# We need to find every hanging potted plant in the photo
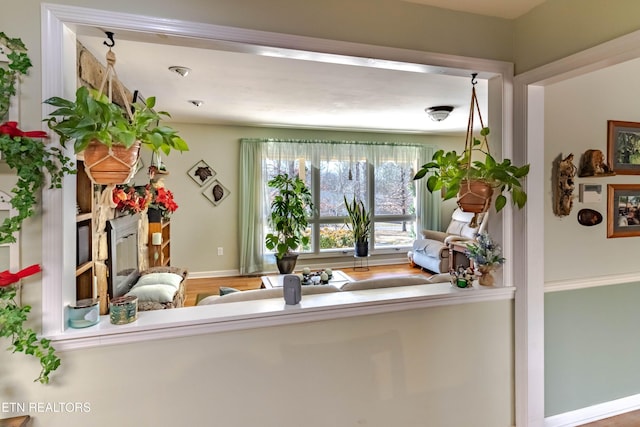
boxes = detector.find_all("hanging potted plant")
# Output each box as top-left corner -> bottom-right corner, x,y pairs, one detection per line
265,173 -> 313,274
344,195 -> 371,257
44,44 -> 188,185
413,74 -> 529,220
44,85 -> 189,185
0,32 -> 67,384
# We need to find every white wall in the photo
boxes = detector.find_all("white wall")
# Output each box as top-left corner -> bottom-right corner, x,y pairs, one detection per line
514,0 -> 640,73
544,57 -> 640,282
0,300 -> 513,426
541,49 -> 640,418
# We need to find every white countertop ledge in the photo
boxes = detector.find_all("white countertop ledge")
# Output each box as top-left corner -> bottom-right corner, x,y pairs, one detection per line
48,282 -> 515,350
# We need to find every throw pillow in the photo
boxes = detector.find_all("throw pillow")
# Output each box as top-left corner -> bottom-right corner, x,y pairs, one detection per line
135,272 -> 184,289
219,286 -> 241,296
127,284 -> 177,303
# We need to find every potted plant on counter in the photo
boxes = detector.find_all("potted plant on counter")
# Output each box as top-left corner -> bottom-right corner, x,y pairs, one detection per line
265,173 -> 313,274
45,86 -> 189,185
413,75 -> 529,219
344,195 -> 371,257
465,231 -> 505,286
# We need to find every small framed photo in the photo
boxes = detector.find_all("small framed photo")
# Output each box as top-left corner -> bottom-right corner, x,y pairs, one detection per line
607,120 -> 640,174
607,184 -> 640,238
202,179 -> 230,206
187,160 -> 216,186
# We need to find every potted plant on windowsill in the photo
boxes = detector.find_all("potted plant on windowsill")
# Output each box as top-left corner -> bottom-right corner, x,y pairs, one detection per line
44,85 -> 189,185
344,195 -> 371,257
265,173 -> 313,274
413,76 -> 529,219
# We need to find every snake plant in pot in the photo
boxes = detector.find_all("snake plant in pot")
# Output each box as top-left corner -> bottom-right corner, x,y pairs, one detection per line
265,173 -> 314,273
344,195 -> 371,257
414,76 -> 529,220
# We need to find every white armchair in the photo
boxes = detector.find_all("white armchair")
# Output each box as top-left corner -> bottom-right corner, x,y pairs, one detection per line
408,208 -> 488,273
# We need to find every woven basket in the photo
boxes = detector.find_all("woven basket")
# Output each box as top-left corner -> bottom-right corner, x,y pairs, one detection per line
82,140 -> 141,185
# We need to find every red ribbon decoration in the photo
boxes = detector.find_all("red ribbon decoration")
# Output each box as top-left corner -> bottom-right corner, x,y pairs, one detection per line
0,264 -> 42,287
0,121 -> 48,139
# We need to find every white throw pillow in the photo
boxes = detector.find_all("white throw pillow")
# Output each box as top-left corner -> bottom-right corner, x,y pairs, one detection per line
127,284 -> 177,303
134,272 -> 183,289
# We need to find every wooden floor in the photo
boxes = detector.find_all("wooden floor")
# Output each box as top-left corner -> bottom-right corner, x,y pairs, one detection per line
577,410 -> 640,426
184,263 -> 426,306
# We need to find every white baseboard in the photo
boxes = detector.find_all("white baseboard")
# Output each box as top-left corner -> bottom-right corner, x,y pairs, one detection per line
188,269 -> 240,279
544,393 -> 640,427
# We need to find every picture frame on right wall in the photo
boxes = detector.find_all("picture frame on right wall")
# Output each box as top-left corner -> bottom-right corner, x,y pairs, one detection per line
607,184 -> 640,238
607,120 -> 640,174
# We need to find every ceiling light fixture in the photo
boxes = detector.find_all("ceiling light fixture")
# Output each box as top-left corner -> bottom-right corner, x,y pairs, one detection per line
188,100 -> 203,107
425,106 -> 454,122
168,66 -> 191,77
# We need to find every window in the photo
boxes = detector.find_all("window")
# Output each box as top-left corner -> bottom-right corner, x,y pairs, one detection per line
239,139 -> 438,274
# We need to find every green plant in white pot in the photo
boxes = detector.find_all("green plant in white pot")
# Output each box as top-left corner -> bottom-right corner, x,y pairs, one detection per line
265,173 -> 314,273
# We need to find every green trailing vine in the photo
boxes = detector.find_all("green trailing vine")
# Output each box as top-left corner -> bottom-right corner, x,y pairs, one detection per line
0,31 -> 72,384
0,32 -> 31,119
0,32 -> 74,244
0,284 -> 60,384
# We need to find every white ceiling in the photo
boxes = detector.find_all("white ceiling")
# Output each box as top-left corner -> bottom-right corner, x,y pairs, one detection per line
75,0 -> 539,135
402,0 -> 547,19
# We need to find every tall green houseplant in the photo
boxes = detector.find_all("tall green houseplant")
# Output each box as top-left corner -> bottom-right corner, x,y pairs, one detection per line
265,173 -> 313,273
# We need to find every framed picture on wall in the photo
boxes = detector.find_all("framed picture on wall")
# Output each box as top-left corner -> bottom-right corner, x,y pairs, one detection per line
607,184 -> 640,238
607,120 -> 640,175
202,179 -> 230,206
187,160 -> 216,186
